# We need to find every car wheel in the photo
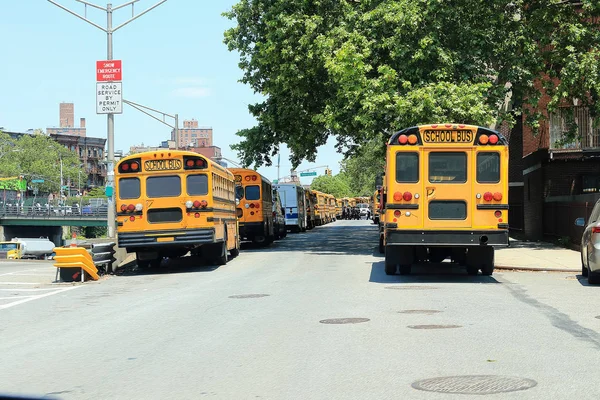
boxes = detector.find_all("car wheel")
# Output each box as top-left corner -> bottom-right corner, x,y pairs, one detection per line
582,253 -> 588,277
589,272 -> 600,285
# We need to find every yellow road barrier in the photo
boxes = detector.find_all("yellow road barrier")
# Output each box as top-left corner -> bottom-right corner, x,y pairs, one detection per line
53,247 -> 99,282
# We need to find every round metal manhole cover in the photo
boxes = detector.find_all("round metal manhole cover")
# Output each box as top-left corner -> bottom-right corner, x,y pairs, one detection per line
596,315 -> 600,319
385,286 -> 438,290
399,310 -> 441,315
412,375 -> 537,394
228,294 -> 270,299
319,318 -> 370,325
408,324 -> 461,329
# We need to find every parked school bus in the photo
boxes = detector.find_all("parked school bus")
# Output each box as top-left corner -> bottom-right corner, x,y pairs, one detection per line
115,150 -> 240,268
326,194 -> 336,222
229,168 -> 275,246
313,190 -> 327,226
305,190 -> 317,229
383,124 -> 509,276
335,198 -> 343,219
372,189 -> 380,225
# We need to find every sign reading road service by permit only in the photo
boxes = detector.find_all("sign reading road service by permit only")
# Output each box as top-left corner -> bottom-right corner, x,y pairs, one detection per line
96,82 -> 122,114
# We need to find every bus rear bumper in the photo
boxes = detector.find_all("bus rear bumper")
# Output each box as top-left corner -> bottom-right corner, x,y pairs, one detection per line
239,222 -> 265,239
385,229 -> 509,247
118,228 -> 215,249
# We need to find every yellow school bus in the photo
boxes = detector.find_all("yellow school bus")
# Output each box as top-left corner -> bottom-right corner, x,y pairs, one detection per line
313,190 -> 326,226
335,198 -> 343,219
326,194 -> 336,222
229,168 -> 274,246
305,190 -> 317,229
115,150 -> 240,268
372,189 -> 380,225
383,124 -> 509,276
377,185 -> 387,253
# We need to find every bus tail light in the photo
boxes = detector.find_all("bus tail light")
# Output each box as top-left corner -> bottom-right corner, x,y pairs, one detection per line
127,204 -> 135,212
254,202 -> 260,209
394,210 -> 401,217
118,158 -> 141,174
194,213 -> 200,218
483,192 -> 493,201
479,135 -> 489,145
245,176 -> 251,181
200,200 -> 208,208
251,176 -> 257,181
399,135 -> 408,144
494,210 -> 502,218
408,135 -> 418,145
129,216 -> 135,222
193,200 -> 201,209
183,156 -> 208,170
489,134 -> 499,145
393,192 -> 403,201
120,204 -> 128,212
250,203 -> 255,209
493,192 -> 503,201
403,192 -> 412,201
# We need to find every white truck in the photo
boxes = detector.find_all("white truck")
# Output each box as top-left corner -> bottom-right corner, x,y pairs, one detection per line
0,238 -> 55,260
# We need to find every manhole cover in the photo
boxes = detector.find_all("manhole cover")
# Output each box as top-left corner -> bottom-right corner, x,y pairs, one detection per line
399,310 -> 441,315
228,294 -> 270,299
385,286 -> 438,290
412,375 -> 537,394
596,315 -> 600,319
319,318 -> 370,324
408,324 -> 461,329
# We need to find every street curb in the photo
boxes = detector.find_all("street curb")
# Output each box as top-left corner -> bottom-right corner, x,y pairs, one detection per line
495,265 -> 578,273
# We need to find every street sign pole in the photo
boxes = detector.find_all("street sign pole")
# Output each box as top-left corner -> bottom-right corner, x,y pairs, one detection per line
47,0 -> 168,239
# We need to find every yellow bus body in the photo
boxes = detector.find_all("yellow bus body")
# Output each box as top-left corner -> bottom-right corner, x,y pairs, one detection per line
383,124 -> 509,276
115,150 -> 239,267
229,168 -> 274,245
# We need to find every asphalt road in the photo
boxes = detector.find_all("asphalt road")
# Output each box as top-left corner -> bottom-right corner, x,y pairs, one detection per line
0,220 -> 599,399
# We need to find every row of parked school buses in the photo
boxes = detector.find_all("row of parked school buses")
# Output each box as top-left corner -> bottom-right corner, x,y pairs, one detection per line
113,150 -> 353,268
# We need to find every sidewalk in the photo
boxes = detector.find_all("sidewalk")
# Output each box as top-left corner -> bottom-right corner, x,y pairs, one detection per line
495,238 -> 581,272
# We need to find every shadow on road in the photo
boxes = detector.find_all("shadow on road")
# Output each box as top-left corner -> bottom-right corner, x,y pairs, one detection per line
369,261 -> 501,284
575,274 -> 600,287
116,255 -> 224,277
240,222 -> 380,256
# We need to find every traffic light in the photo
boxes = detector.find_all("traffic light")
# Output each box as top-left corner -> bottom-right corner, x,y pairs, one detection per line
325,168 -> 332,176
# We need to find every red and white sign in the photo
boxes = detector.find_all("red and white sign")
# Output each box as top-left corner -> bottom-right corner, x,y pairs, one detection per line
96,60 -> 122,81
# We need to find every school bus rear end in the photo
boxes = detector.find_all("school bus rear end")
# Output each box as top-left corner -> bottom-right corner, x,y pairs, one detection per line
229,168 -> 274,245
383,124 -> 508,276
116,150 -> 239,267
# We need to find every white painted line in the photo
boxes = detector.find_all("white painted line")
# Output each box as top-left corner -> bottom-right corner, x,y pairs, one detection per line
0,288 -> 60,292
0,296 -> 35,300
0,286 -> 82,310
0,269 -> 43,277
5,273 -> 53,277
0,282 -> 39,285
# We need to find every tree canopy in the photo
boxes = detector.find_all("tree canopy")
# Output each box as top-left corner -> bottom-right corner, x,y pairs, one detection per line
310,174 -> 352,198
0,131 -> 83,193
224,0 -> 600,168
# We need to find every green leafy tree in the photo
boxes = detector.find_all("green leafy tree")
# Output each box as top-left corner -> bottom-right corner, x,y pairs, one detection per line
224,0 -> 600,167
340,137 -> 386,197
0,131 -> 20,177
310,174 -> 352,198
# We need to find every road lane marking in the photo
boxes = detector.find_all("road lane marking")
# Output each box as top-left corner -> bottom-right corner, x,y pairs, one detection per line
0,282 -> 39,285
0,286 -> 82,310
0,296 -> 35,300
0,288 -> 62,291
0,269 -> 44,276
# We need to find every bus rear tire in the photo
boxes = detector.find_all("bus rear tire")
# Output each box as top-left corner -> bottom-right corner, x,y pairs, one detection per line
214,241 -> 227,265
378,235 -> 384,254
399,264 -> 412,275
230,247 -> 240,258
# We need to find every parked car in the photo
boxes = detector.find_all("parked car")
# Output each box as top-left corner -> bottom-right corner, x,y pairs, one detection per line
272,190 -> 287,240
575,199 -> 600,284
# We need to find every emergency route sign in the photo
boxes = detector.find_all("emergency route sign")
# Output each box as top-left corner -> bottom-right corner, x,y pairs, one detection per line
96,60 -> 122,81
96,82 -> 122,114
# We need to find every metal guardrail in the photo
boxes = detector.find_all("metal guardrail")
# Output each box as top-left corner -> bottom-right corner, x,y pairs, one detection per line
0,204 -> 108,219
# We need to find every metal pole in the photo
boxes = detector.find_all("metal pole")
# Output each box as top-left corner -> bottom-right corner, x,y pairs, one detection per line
174,114 -> 179,149
60,156 -> 63,200
106,3 -> 116,239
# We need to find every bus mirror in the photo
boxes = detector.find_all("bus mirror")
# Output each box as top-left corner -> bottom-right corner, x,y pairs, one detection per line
375,173 -> 383,187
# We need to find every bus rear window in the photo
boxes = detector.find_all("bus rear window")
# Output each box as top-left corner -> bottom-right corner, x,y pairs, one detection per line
146,176 -> 181,198
235,185 -> 244,200
187,174 -> 208,196
396,152 -> 419,183
477,153 -> 500,183
245,185 -> 260,200
118,178 -> 140,199
429,153 -> 467,183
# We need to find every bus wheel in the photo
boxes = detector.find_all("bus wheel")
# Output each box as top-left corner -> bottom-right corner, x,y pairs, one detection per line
384,246 -> 397,275
378,235 -> 384,254
480,248 -> 495,276
399,264 -> 412,275
466,265 -> 479,276
230,246 -> 240,258
213,241 -> 228,265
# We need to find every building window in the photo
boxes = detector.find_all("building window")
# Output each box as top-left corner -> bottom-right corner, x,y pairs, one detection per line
549,106 -> 600,150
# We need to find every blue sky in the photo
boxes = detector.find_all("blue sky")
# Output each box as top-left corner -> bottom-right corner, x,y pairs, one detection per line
0,0 -> 343,184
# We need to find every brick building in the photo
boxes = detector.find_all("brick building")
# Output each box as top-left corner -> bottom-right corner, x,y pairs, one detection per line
172,119 -> 213,148
47,103 -> 87,137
